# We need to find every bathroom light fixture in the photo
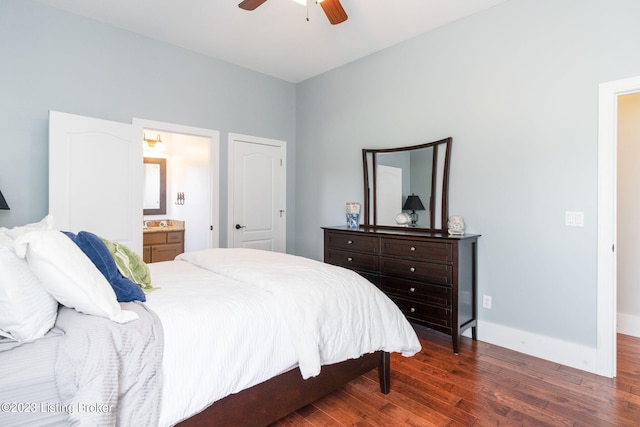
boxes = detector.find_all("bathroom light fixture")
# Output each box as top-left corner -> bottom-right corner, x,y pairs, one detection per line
144,133 -> 163,149
0,189 -> 10,210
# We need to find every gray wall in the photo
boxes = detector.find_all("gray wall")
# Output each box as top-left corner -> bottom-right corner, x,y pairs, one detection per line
295,0 -> 640,347
0,0 -> 296,249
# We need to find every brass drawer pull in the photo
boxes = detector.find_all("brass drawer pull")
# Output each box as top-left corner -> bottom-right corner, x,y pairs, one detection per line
410,287 -> 416,292
410,246 -> 416,251
410,307 -> 416,313
409,267 -> 416,273
347,257 -> 353,262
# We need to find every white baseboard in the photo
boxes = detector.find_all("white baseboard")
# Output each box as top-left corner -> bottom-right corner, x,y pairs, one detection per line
467,320 -> 600,376
617,313 -> 640,338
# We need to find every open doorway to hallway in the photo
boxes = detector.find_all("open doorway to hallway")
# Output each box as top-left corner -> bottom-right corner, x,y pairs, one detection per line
616,93 -> 640,338
597,75 -> 640,378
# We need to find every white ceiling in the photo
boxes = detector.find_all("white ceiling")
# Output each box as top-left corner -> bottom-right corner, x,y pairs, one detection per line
34,0 -> 508,83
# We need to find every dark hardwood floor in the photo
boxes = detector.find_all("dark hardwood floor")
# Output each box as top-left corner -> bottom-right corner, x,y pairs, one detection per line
272,327 -> 640,426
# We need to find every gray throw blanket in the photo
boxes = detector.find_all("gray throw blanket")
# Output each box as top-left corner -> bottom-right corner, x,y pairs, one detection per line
54,302 -> 163,427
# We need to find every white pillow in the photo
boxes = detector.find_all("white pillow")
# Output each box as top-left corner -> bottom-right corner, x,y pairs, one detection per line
0,214 -> 54,243
14,230 -> 138,324
0,233 -> 13,248
0,247 -> 58,342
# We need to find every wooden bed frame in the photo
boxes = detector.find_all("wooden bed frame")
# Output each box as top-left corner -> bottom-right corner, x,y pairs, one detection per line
178,351 -> 391,427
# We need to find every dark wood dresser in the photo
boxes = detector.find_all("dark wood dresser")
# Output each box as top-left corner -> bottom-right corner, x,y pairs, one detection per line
323,225 -> 479,353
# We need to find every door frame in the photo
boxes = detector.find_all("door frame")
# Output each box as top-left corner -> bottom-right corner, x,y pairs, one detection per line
133,118 -> 220,249
227,133 -> 286,250
597,75 -> 640,378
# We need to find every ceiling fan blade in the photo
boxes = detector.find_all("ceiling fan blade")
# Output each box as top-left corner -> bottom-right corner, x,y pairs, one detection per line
238,0 -> 268,11
319,0 -> 348,25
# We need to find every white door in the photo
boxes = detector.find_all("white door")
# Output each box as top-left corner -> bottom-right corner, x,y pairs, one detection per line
229,134 -> 286,252
49,111 -> 143,254
376,165 -> 403,226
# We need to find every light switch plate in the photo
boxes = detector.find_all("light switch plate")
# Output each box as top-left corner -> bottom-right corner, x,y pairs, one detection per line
565,211 -> 584,227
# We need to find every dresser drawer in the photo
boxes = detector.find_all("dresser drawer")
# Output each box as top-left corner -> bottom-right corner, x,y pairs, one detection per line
389,295 -> 451,327
325,249 -> 378,272
380,239 -> 452,263
381,276 -> 451,308
326,232 -> 378,254
380,257 -> 452,285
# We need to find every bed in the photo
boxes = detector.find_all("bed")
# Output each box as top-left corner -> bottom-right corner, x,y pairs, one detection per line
0,218 -> 421,426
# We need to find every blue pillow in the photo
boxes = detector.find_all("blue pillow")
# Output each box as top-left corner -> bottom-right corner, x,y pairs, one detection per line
63,231 -> 146,303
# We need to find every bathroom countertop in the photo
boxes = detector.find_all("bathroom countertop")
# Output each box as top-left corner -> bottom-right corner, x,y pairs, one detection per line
143,219 -> 184,233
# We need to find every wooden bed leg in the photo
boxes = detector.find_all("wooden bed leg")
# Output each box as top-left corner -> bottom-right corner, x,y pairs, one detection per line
378,351 -> 390,394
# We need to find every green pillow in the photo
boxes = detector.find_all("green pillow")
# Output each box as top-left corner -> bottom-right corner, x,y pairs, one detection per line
99,237 -> 156,293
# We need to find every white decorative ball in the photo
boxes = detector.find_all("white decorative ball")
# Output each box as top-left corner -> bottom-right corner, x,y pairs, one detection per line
448,215 -> 465,235
395,212 -> 412,226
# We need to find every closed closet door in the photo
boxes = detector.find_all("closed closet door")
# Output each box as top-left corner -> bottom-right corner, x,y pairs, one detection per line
229,134 -> 286,252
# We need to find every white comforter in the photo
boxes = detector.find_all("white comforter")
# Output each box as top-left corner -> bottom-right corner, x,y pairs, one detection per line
146,248 -> 421,426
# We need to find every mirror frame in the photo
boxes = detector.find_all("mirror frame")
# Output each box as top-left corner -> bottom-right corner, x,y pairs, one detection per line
143,157 -> 167,216
362,137 -> 452,232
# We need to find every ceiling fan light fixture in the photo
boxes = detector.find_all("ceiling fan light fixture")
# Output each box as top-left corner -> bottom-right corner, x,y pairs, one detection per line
240,0 -> 345,25
292,0 -> 323,5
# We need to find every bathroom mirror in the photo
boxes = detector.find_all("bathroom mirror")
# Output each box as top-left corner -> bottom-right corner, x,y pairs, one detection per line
362,137 -> 452,232
143,157 -> 166,215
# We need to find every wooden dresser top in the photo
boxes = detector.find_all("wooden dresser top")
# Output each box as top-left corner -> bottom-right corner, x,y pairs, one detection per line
322,225 -> 480,241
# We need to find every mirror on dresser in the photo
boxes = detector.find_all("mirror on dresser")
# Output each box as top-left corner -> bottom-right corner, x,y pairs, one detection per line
143,157 -> 167,215
362,137 -> 452,232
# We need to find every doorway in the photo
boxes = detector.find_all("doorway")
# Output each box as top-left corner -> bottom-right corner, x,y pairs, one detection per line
133,118 -> 220,251
616,93 -> 640,338
597,75 -> 640,378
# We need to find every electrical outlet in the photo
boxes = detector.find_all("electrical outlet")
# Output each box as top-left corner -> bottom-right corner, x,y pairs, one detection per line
482,295 -> 492,309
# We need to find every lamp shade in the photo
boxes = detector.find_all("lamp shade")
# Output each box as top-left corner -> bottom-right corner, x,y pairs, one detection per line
402,194 -> 425,211
0,190 -> 9,210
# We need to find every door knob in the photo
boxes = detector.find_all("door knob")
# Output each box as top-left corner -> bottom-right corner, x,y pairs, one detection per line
235,224 -> 246,230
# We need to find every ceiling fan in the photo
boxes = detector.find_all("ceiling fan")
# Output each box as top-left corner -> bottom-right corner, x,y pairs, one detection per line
238,0 -> 348,25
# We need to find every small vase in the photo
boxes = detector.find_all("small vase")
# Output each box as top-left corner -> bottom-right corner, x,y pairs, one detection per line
346,202 -> 361,230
